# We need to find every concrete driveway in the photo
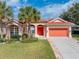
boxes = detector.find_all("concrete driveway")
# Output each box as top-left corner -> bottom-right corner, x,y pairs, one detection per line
48,37 -> 79,59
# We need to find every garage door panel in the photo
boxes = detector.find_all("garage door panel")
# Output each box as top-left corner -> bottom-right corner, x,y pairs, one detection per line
49,28 -> 68,37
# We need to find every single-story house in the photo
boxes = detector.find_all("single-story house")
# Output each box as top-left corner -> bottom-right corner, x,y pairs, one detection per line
0,18 -> 75,39
31,18 -> 75,38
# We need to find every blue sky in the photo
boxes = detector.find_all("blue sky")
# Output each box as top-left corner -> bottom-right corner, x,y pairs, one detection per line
5,0 -> 79,19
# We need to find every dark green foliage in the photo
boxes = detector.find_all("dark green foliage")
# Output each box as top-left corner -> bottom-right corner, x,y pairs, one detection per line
21,37 -> 38,43
0,38 -> 5,43
11,35 -> 21,41
72,31 -> 79,34
18,6 -> 41,22
0,1 -> 13,19
60,3 -> 79,25
0,35 -> 5,42
22,34 -> 28,39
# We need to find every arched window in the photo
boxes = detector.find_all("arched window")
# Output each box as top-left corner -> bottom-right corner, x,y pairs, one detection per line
10,25 -> 18,37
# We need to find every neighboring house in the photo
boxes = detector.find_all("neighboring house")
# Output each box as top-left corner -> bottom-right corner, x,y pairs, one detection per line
0,18 -> 75,39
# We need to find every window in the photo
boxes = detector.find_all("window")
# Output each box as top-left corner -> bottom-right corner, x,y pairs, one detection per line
30,26 -> 35,33
10,26 -> 18,36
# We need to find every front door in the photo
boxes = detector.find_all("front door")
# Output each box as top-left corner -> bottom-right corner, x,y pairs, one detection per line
37,25 -> 44,36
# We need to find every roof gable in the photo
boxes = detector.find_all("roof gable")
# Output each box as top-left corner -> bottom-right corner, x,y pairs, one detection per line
48,18 -> 71,24
7,21 -> 19,27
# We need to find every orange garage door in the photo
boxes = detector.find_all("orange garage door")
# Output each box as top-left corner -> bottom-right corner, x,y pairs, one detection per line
49,28 -> 69,37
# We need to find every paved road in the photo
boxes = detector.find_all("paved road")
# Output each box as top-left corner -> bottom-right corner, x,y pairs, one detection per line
49,37 -> 79,59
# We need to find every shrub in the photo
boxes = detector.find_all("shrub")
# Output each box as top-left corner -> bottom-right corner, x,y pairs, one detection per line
22,34 -> 28,39
0,38 -> 5,43
0,35 -> 6,43
11,35 -> 21,41
21,37 -> 38,43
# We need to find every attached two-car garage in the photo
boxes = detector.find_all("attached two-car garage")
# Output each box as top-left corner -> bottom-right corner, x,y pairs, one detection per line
47,18 -> 72,37
49,28 -> 69,37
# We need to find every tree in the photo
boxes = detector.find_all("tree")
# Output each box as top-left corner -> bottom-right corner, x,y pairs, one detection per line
0,1 -> 13,39
0,1 -> 13,19
5,6 -> 13,19
60,3 -> 79,25
18,6 -> 41,38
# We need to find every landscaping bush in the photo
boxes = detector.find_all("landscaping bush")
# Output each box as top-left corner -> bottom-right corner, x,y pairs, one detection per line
21,37 -> 38,43
72,34 -> 79,37
0,38 -> 5,43
6,37 -> 21,43
5,35 -> 21,43
11,35 -> 20,41
0,35 -> 6,43
72,31 -> 79,34
22,34 -> 28,39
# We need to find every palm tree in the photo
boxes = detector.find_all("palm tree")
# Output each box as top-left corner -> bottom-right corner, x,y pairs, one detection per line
5,6 -> 13,20
0,1 -> 13,40
0,2 -> 7,39
18,6 -> 41,38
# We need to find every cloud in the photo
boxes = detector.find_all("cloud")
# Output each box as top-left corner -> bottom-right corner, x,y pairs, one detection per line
6,0 -> 20,6
6,0 -> 28,8
39,0 -> 79,19
39,4 -> 62,18
6,0 -> 28,19
9,0 -> 19,3
0,0 -> 4,2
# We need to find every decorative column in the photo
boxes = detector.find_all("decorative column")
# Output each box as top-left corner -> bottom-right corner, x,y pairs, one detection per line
18,26 -> 22,41
69,26 -> 72,38
44,26 -> 46,38
19,26 -> 22,36
35,24 -> 38,37
46,26 -> 49,38
6,27 -> 10,40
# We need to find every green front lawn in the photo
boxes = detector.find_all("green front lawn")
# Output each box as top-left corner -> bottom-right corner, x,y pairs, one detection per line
72,34 -> 79,41
0,40 -> 56,59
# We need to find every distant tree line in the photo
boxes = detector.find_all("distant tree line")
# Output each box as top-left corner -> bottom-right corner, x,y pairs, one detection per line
60,3 -> 79,25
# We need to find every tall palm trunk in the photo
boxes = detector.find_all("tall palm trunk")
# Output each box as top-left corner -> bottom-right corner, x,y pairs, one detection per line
1,26 -> 3,39
28,22 -> 31,38
23,26 -> 26,34
22,23 -> 28,38
0,20 -> 3,39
